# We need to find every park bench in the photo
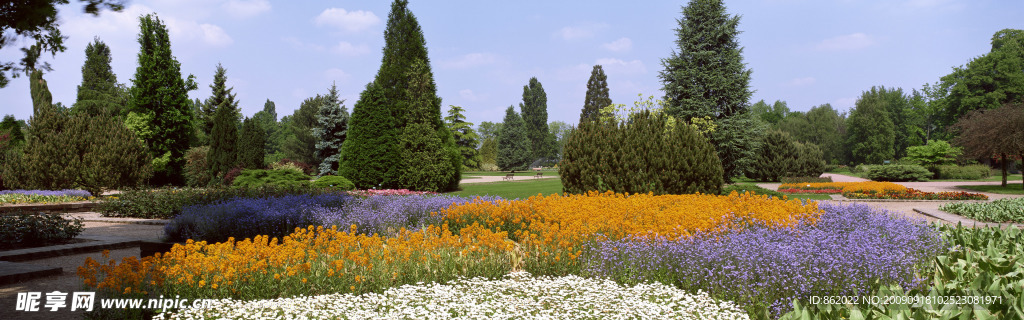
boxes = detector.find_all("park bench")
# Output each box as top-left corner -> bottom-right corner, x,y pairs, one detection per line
534,172 -> 543,179
503,173 -> 514,181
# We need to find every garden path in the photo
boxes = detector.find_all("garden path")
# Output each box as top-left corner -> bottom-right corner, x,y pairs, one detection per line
460,174 -> 557,184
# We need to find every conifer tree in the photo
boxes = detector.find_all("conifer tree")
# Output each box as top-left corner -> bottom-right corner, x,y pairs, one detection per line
445,105 -> 481,170
128,14 -> 198,185
253,99 -> 280,157
398,60 -> 457,191
200,63 -> 238,144
520,77 -> 553,159
283,95 -> 322,166
376,0 -> 432,126
479,137 -> 497,167
205,64 -> 241,177
580,65 -> 611,124
497,106 -> 531,171
237,116 -> 265,169
74,38 -> 121,116
746,130 -> 799,182
30,69 -> 52,117
0,115 -> 24,148
313,84 -> 350,176
340,82 -> 400,189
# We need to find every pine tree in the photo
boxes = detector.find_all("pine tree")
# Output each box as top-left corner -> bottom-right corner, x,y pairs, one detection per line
520,77 -> 552,160
128,14 -> 198,185
200,63 -> 238,143
746,130 -> 799,182
397,59 -> 458,191
340,82 -> 401,189
283,95 -> 322,166
74,38 -> 121,116
20,72 -> 79,190
237,116 -> 265,169
660,0 -> 754,182
30,69 -> 52,117
580,65 -> 611,124
205,64 -> 241,177
313,84 -> 350,176
445,105 -> 481,170
376,0 -> 432,127
253,99 -> 280,158
497,106 -> 531,171
76,108 -> 152,196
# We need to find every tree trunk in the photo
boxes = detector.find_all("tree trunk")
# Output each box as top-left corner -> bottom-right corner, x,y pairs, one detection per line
1001,153 -> 1008,188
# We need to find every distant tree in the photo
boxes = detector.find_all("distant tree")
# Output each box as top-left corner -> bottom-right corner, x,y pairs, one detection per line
750,100 -> 789,126
30,69 -> 53,116
497,106 -> 531,171
253,99 -> 280,158
477,121 -> 503,144
313,84 -> 349,176
521,77 -> 553,159
283,95 -> 322,166
792,141 -> 826,178
660,0 -> 754,182
846,90 -> 895,164
340,82 -> 401,189
205,64 -> 241,177
398,60 -> 458,191
237,117 -> 266,170
936,29 -> 1024,130
777,104 -> 847,164
445,105 -> 481,170
73,38 -> 122,116
0,0 -> 124,88
127,14 -> 198,185
871,86 -> 916,159
580,65 -> 611,124
199,63 -> 238,145
904,140 -> 961,167
953,104 -> 1024,188
478,137 -> 497,167
548,121 -> 572,160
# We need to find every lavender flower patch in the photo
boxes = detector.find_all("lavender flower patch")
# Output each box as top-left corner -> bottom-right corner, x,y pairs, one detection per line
583,203 -> 945,318
164,194 -> 353,243
0,189 -> 93,197
314,195 -> 503,237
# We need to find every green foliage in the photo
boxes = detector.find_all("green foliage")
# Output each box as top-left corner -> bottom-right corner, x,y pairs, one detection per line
497,106 -> 532,171
183,146 -> 212,187
867,164 -> 931,182
846,89 -> 895,164
0,213 -> 84,249
521,77 -> 553,159
199,63 -> 239,146
560,110 -> 723,195
746,130 -> 799,182
580,65 -> 611,124
98,186 -> 331,219
75,109 -> 153,196
375,0 -> 432,127
953,104 -> 1024,187
0,115 -> 25,149
941,196 -> 1024,223
313,84 -> 350,176
478,137 -> 497,168
128,14 -> 198,185
937,29 -> 1024,129
476,121 -> 502,143
721,184 -> 786,198
792,142 -> 826,178
283,95 -> 322,166
30,69 -> 53,116
398,60 -> 459,192
935,164 -> 991,180
232,169 -> 312,189
73,38 -> 123,116
903,140 -> 961,175
445,105 -> 481,170
710,111 -> 764,182
749,100 -> 789,125
253,99 -> 280,156
208,87 -> 239,177
13,95 -> 80,191
779,176 -> 833,184
340,82 -> 401,189
238,117 -> 266,170
777,104 -> 847,164
311,175 -> 355,191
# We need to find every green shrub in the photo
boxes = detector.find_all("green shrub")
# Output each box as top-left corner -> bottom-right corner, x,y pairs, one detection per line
560,111 -> 723,195
746,130 -> 798,182
935,164 -> 991,180
232,169 -> 311,189
721,184 -> 786,198
183,146 -> 212,187
0,213 -> 83,249
780,176 -> 833,184
867,164 -> 931,182
312,175 -> 356,191
97,186 -> 332,219
792,142 -> 826,177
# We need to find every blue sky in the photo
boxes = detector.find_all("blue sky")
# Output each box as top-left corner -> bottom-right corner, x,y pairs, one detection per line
1,0 -> 1020,127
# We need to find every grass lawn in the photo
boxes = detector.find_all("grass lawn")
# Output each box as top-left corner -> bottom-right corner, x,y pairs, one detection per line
451,177 -> 563,199
956,183 -> 1024,195
462,170 -> 557,177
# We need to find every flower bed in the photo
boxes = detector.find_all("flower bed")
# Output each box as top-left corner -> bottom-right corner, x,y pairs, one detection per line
939,196 -> 1024,223
155,272 -> 749,320
347,189 -> 438,197
0,189 -> 93,205
778,182 -> 988,200
843,188 -> 987,200
98,186 -> 343,219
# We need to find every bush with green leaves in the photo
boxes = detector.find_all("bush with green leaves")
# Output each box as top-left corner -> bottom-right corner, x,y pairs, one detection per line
903,140 -> 961,167
940,196 -> 1024,223
232,169 -> 312,189
745,130 -> 798,182
792,142 -> 826,177
98,186 -> 335,219
182,146 -> 212,187
780,176 -> 833,184
312,175 -> 355,191
0,213 -> 84,249
560,110 -> 722,195
866,164 -> 931,182
935,164 -> 991,180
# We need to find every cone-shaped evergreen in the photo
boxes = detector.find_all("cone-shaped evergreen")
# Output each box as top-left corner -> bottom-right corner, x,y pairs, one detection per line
283,95 -> 322,166
376,0 -> 432,126
128,14 -> 197,185
313,84 -> 349,176
745,130 -> 799,182
497,106 -> 531,171
74,38 -> 121,116
237,116 -> 265,169
479,137 -> 497,166
206,64 -> 241,177
253,99 -> 279,157
397,59 -> 457,192
30,69 -> 52,117
580,65 -> 611,124
445,105 -> 481,170
200,63 -> 238,144
340,82 -> 400,189
20,76 -> 78,190
76,108 -> 152,196
560,111 -> 723,195
521,77 -> 552,159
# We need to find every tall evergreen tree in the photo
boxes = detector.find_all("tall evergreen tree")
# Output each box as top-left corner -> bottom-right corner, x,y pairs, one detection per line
520,77 -> 552,159
375,0 -> 432,126
30,69 -> 52,117
580,65 -> 611,124
479,137 -> 497,167
659,0 -> 754,182
128,14 -> 198,185
846,90 -> 895,164
74,38 -> 121,116
199,63 -> 238,144
313,84 -> 350,176
253,99 -> 280,157
283,95 -> 322,166
398,60 -> 458,191
497,106 -> 531,171
205,64 -> 241,177
340,82 -> 400,189
445,105 -> 481,170
237,116 -> 265,169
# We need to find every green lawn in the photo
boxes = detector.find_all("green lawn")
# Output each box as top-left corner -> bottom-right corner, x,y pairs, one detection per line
462,170 -> 557,177
451,177 -> 563,199
956,183 -> 1024,195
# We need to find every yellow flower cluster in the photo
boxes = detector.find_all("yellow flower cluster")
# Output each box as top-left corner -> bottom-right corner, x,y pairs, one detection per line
838,182 -> 907,194
778,181 -> 906,194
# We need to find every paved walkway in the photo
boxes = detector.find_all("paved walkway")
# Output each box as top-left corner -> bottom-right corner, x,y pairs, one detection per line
460,173 -> 558,184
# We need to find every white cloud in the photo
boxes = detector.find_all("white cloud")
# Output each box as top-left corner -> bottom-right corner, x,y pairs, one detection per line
595,58 -> 647,75
815,33 -> 876,51
554,23 -> 608,40
442,53 -> 498,69
459,89 -> 482,101
331,41 -> 371,56
63,4 -> 232,48
602,37 -> 632,52
222,0 -> 271,19
784,77 -> 816,87
314,8 -> 380,33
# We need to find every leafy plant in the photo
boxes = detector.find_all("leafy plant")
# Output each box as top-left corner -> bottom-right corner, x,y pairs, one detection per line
935,164 -> 991,180
232,169 -> 311,189
0,213 -> 84,249
940,196 -> 1024,223
867,164 -> 931,182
